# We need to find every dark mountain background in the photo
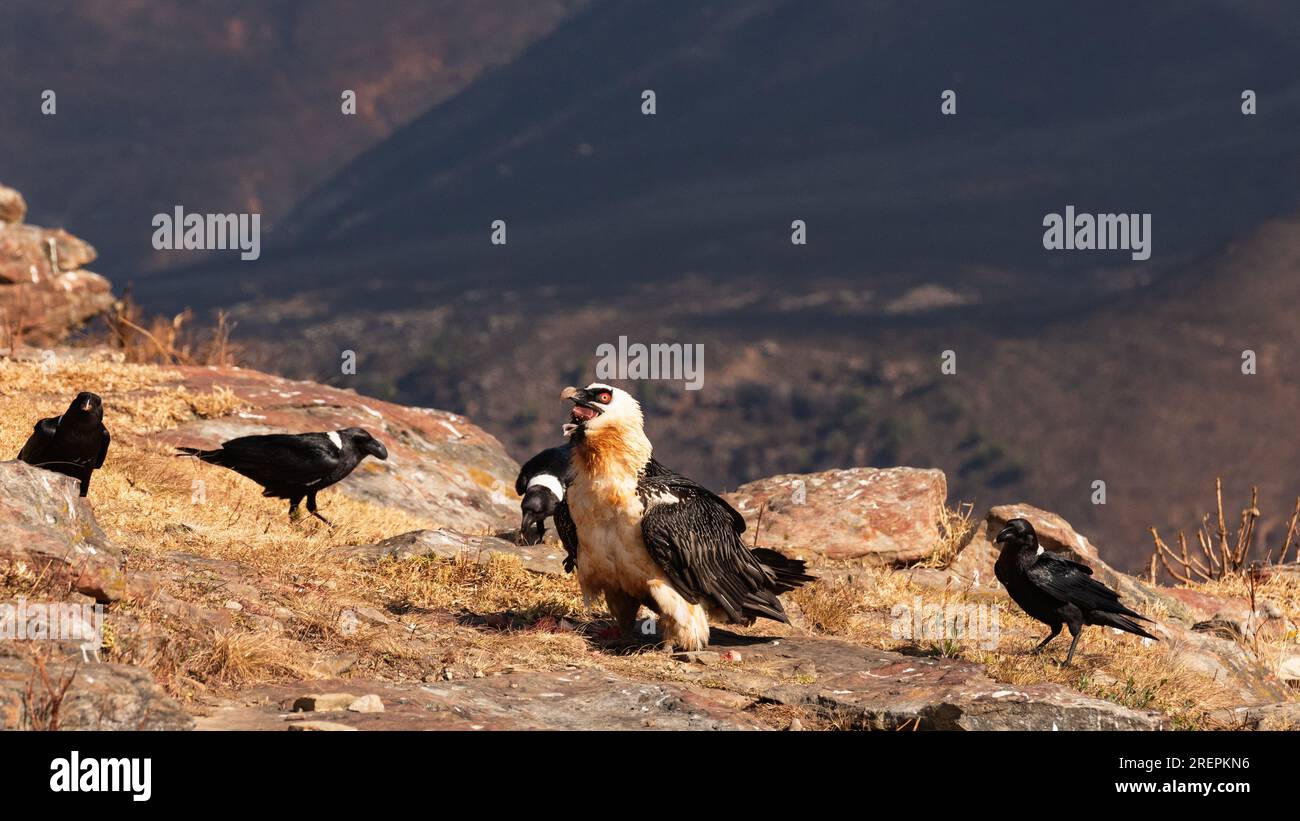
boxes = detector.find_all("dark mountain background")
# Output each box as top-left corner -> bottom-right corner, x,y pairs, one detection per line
6,0 -> 1300,569
0,0 -> 583,275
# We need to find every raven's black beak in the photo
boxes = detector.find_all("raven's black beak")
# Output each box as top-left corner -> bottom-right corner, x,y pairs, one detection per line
994,525 -> 1016,544
370,440 -> 389,460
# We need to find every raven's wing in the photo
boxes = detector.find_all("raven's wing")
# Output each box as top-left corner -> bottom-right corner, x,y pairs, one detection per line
638,460 -> 791,625
16,417 -> 59,463
1026,553 -> 1144,618
94,425 -> 110,469
554,500 -> 579,573
205,433 -> 341,487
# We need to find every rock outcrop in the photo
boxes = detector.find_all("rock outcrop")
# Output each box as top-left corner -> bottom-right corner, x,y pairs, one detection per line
725,467 -> 948,565
0,185 -> 114,344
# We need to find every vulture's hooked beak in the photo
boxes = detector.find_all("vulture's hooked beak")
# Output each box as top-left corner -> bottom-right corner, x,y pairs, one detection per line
561,386 -> 602,437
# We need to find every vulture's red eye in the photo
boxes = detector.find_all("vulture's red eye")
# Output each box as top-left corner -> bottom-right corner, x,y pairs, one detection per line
598,392 -> 612,404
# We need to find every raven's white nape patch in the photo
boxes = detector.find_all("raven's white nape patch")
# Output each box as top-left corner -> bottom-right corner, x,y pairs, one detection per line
527,473 -> 564,500
327,431 -> 343,451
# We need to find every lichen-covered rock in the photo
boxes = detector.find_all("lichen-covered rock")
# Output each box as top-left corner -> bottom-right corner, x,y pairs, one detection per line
0,461 -> 126,602
0,656 -> 193,730
724,467 -> 948,565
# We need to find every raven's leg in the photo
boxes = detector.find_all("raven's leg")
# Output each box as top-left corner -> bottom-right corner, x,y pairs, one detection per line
306,492 -> 333,527
288,494 -> 304,521
1031,623 -> 1062,653
1063,622 -> 1084,667
78,469 -> 92,497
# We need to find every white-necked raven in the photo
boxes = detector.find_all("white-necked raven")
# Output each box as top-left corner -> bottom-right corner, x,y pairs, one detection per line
514,444 -> 574,549
177,427 -> 387,524
994,517 -> 1157,666
17,391 -> 110,497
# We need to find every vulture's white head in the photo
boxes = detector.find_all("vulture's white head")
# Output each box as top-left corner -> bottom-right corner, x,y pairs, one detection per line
561,383 -> 644,443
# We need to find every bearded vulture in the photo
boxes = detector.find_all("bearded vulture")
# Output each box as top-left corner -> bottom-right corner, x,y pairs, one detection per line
557,382 -> 813,650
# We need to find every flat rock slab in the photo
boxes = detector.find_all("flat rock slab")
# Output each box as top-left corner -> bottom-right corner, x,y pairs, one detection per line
157,366 -> 521,532
0,656 -> 193,730
725,467 -> 947,564
690,632 -> 1169,731
335,528 -> 568,575
196,671 -> 760,731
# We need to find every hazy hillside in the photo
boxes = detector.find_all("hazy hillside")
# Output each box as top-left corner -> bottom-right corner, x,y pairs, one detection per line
0,0 -> 583,274
147,0 -> 1300,312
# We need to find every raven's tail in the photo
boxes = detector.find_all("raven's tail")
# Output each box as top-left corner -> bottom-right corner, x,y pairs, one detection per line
752,547 -> 816,594
1091,610 -> 1159,641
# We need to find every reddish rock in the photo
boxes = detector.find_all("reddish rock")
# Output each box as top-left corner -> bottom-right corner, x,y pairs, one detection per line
158,366 -> 520,531
0,461 -> 126,602
724,467 -> 948,565
0,215 -> 114,344
0,184 -> 26,224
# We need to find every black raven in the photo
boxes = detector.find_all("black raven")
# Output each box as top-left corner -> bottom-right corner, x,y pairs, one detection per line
514,444 -> 574,548
16,391 -> 110,497
177,427 -> 388,524
994,517 -> 1157,665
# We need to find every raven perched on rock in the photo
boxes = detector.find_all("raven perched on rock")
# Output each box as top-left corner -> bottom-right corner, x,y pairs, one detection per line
514,444 -> 574,549
994,517 -> 1157,666
177,428 -> 388,524
17,391 -> 110,497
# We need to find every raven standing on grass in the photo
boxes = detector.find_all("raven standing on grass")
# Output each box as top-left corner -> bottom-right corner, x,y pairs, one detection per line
176,428 -> 388,525
17,391 -> 110,497
994,518 -> 1157,666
